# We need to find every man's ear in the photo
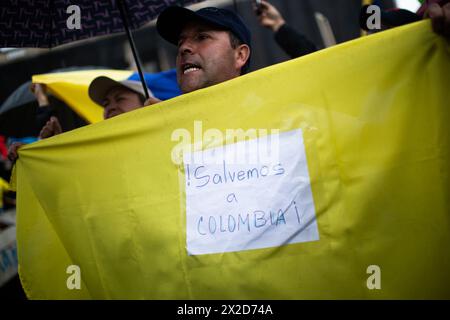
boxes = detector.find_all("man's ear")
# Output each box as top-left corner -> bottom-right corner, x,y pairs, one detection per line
234,44 -> 251,70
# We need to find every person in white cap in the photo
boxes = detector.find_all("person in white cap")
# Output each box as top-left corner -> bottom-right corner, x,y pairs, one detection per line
38,76 -> 158,138
88,76 -> 158,120
8,77 -> 157,162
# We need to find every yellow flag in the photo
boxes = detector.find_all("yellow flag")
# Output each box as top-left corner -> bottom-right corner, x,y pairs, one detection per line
16,21 -> 450,299
0,177 -> 10,210
32,70 -> 133,124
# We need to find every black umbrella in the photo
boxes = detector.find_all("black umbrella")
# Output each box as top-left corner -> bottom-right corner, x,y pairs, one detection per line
0,0 -> 204,99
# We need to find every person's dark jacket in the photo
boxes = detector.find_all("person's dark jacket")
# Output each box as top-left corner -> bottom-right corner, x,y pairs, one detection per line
35,105 -> 54,131
274,24 -> 317,58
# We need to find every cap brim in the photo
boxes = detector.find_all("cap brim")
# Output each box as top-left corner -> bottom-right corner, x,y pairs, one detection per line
157,6 -> 227,45
88,76 -> 123,107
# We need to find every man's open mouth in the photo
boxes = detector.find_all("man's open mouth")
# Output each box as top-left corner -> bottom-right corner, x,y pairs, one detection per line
182,63 -> 202,74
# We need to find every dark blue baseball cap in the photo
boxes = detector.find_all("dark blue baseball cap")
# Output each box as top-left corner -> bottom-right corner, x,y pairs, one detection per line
156,6 -> 252,73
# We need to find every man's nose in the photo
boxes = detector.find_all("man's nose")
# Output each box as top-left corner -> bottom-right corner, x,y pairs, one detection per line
104,103 -> 116,115
104,103 -> 115,112
178,39 -> 195,55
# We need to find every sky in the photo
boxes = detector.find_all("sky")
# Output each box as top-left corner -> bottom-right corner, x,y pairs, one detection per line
396,0 -> 422,12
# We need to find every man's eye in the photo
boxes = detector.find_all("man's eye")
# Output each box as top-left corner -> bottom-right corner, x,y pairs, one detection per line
198,34 -> 209,40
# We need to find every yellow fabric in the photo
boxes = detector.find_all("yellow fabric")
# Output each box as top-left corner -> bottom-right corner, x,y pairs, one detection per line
0,177 -> 9,191
32,70 -> 133,124
0,177 -> 10,209
16,21 -> 450,299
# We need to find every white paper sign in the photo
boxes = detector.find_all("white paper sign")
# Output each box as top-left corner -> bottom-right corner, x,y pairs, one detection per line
184,129 -> 319,255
